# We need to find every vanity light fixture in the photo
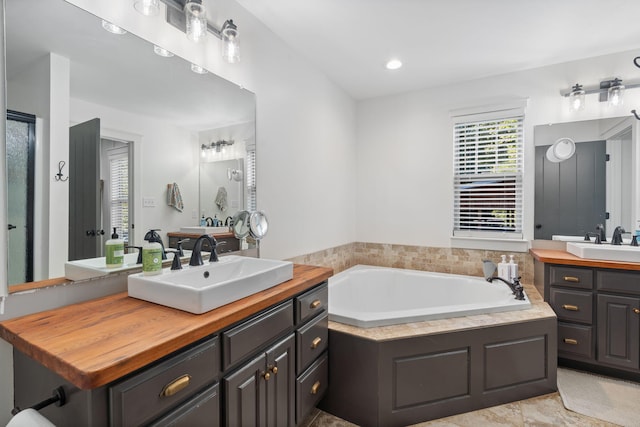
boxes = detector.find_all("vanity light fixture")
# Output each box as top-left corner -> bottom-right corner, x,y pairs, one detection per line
562,78 -> 640,111
153,45 -> 174,57
133,0 -> 160,16
157,0 -> 241,63
101,20 -> 127,35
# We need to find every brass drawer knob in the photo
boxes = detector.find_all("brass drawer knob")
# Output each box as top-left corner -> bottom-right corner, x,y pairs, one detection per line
263,372 -> 271,381
310,300 -> 322,309
160,374 -> 191,398
563,338 -> 578,345
269,365 -> 278,375
562,304 -> 579,311
310,381 -> 321,395
563,276 -> 580,283
311,337 -> 322,349
634,308 -> 640,315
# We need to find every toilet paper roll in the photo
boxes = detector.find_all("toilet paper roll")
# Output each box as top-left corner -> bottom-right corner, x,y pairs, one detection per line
6,409 -> 55,427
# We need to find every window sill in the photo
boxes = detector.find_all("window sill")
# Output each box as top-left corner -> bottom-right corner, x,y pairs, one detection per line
450,236 -> 529,252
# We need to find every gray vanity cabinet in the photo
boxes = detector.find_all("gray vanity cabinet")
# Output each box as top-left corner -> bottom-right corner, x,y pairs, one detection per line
544,263 -> 640,378
223,334 -> 295,427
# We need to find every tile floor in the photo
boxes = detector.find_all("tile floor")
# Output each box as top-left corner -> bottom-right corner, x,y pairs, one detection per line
302,392 -> 618,426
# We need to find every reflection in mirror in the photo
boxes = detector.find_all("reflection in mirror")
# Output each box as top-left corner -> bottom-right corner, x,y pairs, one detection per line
5,0 -> 256,285
534,117 -> 637,240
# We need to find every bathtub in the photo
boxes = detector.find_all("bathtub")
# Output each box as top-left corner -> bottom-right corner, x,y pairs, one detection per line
328,265 -> 531,328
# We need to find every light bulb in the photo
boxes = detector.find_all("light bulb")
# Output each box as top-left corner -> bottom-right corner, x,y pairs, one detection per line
153,45 -> 174,57
608,79 -> 624,107
101,20 -> 127,35
190,63 -> 208,74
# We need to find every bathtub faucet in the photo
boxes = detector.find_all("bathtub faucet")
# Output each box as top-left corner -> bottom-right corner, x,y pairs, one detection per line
482,260 -> 526,301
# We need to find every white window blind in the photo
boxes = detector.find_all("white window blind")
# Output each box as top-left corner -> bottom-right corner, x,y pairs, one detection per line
109,156 -> 129,243
453,116 -> 524,237
246,150 -> 257,212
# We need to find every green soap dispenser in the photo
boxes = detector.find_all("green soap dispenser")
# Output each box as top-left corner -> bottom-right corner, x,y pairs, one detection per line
105,227 -> 124,268
142,234 -> 164,276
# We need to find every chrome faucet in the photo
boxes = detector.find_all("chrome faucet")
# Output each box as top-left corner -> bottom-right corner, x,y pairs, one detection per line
482,260 -> 526,300
189,235 -> 219,266
611,226 -> 626,245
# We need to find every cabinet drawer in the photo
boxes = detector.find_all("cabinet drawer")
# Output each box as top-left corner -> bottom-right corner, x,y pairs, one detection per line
597,270 -> 640,295
222,302 -> 294,370
297,314 -> 328,374
549,288 -> 593,324
296,283 -> 328,324
558,322 -> 593,360
549,265 -> 593,289
110,338 -> 220,427
149,383 -> 219,427
296,353 -> 328,424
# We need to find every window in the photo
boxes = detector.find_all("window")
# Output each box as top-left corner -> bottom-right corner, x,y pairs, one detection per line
108,151 -> 130,243
246,149 -> 257,212
453,115 -> 523,238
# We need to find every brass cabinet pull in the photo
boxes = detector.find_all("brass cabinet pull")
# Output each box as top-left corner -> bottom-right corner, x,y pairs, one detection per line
563,338 -> 578,345
268,365 -> 278,375
310,300 -> 322,309
160,374 -> 191,398
263,372 -> 271,381
311,337 -> 322,349
563,276 -> 580,283
310,381 -> 321,395
562,304 -> 579,311
634,308 -> 640,315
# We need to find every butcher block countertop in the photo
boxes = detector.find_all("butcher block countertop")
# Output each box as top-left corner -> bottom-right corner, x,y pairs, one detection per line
530,248 -> 640,271
0,264 -> 332,390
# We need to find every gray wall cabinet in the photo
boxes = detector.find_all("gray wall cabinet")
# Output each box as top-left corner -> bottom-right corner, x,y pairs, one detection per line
13,281 -> 328,426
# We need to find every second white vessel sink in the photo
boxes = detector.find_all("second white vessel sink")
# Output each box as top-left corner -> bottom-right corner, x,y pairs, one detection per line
180,226 -> 230,234
127,255 -> 294,314
567,242 -> 640,263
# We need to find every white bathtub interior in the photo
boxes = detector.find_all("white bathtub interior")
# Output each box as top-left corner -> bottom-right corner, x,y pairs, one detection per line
328,265 -> 532,328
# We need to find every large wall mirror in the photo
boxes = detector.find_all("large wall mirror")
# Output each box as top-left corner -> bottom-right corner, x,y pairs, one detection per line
534,116 -> 638,240
5,0 -> 256,286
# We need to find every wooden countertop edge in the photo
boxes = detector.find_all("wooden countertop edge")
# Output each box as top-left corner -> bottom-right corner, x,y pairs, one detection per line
0,264 -> 333,390
529,248 -> 640,271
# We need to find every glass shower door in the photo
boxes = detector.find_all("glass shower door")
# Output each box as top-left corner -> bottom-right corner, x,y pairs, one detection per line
6,111 -> 35,284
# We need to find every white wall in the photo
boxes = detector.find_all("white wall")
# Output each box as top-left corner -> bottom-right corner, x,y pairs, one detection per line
356,49 -> 640,249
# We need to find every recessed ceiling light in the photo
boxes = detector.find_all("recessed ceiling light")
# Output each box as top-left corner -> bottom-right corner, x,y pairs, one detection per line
190,63 -> 208,74
385,59 -> 402,70
101,20 -> 127,35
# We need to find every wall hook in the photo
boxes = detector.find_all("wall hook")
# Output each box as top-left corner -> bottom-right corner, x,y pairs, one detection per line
55,160 -> 69,181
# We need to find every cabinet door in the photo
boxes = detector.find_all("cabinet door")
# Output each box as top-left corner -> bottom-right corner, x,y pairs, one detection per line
265,334 -> 295,427
224,354 -> 267,427
597,294 -> 640,370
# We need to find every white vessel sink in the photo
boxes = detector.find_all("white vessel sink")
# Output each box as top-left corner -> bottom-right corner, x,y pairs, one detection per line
127,255 -> 294,314
180,226 -> 230,234
65,251 -> 193,281
566,242 -> 640,263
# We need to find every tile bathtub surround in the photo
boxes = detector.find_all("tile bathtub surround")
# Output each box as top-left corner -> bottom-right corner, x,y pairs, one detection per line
287,242 -> 534,285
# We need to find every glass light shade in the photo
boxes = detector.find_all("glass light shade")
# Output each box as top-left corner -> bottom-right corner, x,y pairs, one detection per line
608,81 -> 625,107
101,20 -> 127,35
568,84 -> 585,111
222,20 -> 240,63
153,45 -> 174,57
133,0 -> 159,16
190,63 -> 208,74
185,2 -> 208,43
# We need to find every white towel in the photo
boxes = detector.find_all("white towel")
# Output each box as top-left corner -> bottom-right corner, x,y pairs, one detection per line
167,182 -> 184,212
215,187 -> 228,211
